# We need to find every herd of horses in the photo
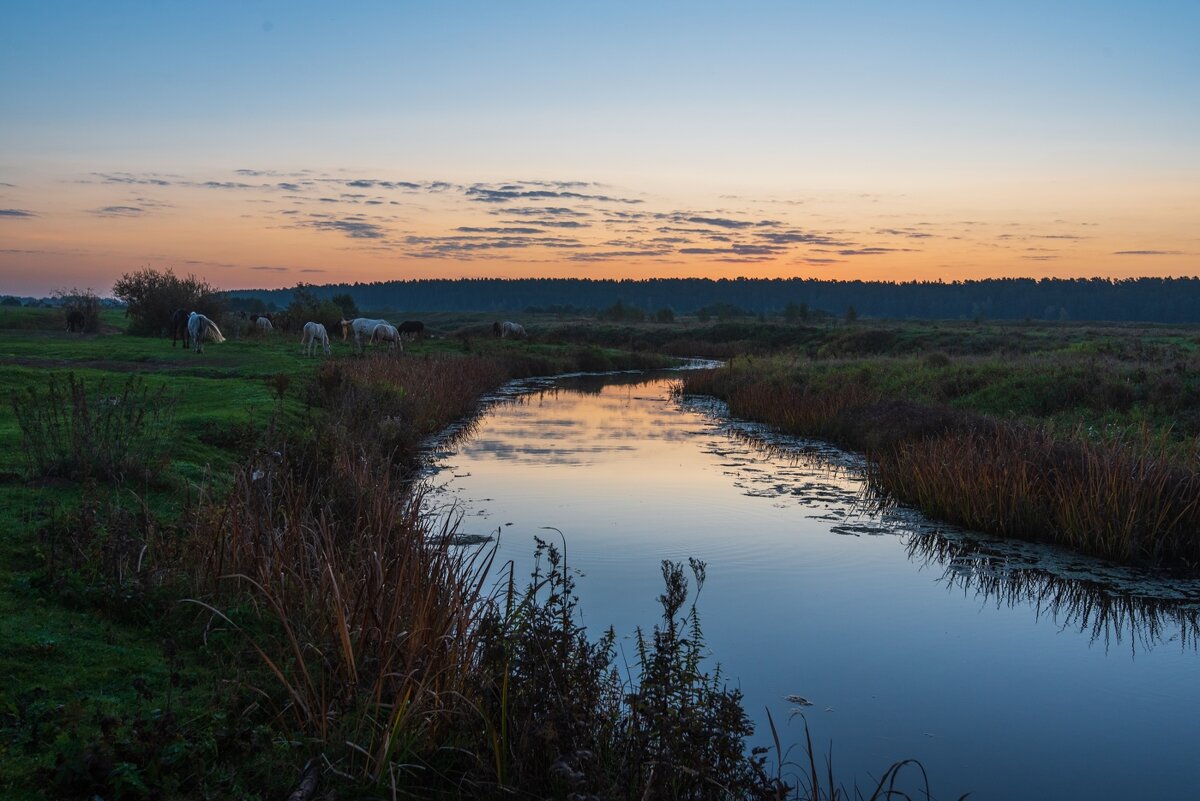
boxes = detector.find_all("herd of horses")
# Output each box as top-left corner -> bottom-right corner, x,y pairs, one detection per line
160,307 -> 525,355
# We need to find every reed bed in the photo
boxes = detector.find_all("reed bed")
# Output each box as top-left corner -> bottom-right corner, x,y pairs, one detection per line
681,361 -> 1200,570
191,445 -> 496,784
879,425 -> 1200,566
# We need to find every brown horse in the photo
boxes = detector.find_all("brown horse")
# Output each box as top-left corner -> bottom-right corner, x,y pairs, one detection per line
169,308 -> 190,347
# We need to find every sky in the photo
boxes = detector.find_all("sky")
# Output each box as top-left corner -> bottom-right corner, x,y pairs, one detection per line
1,1 -> 1197,295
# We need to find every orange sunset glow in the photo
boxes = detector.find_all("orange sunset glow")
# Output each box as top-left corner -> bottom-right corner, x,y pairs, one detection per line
2,3 -> 1197,295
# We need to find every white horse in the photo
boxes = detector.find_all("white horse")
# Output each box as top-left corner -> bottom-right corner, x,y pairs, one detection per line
493,320 -> 527,339
187,312 -> 225,353
255,316 -> 274,334
300,321 -> 332,356
341,317 -> 392,352
370,322 -> 402,353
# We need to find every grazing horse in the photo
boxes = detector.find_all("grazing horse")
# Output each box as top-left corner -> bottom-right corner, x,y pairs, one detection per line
169,308 -> 190,348
493,320 -> 527,339
65,309 -> 86,333
300,321 -> 332,356
370,322 -> 402,353
255,316 -> 274,334
341,317 -> 392,352
398,320 -> 425,341
187,311 -> 226,353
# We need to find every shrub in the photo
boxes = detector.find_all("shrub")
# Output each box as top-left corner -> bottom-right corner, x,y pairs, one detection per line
113,267 -> 223,336
11,373 -> 178,484
55,287 -> 102,333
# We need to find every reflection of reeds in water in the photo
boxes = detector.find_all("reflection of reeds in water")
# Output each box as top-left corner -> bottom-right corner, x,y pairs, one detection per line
682,366 -> 1200,568
906,531 -> 1200,653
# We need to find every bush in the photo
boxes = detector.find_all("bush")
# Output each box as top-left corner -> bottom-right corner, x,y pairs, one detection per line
113,267 -> 223,336
11,373 -> 178,484
55,287 -> 102,333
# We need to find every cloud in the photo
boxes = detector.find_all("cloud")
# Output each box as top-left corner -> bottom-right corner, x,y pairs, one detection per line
456,226 -> 545,234
304,217 -> 389,239
404,233 -> 585,258
835,247 -> 915,256
92,172 -> 172,186
250,265 -> 290,272
298,268 -> 326,273
683,215 -> 755,229
466,184 -> 642,204
756,230 -> 847,246
344,179 -> 423,190
0,208 -> 37,218
876,228 -> 935,239
495,206 -> 590,218
680,244 -> 784,256
91,205 -> 145,217
198,181 -> 258,190
569,249 -> 672,261
1113,250 -> 1184,256
503,219 -> 590,228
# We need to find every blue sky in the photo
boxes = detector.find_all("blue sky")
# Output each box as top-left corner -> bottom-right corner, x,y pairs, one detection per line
2,1 -> 1197,292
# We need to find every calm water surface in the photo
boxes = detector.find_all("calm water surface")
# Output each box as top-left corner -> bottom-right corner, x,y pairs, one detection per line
422,371 -> 1200,801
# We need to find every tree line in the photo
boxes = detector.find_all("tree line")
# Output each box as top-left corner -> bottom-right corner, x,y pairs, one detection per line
225,276 -> 1200,323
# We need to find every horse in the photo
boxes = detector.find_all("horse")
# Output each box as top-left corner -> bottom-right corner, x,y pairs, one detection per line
398,320 -> 425,341
169,308 -> 190,348
187,311 -> 226,353
255,316 -> 274,334
341,317 -> 392,352
300,321 -> 332,356
370,322 -> 402,353
65,309 -> 86,333
493,320 -> 527,339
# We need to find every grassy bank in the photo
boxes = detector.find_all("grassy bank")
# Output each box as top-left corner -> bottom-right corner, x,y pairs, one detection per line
2,308 -> 809,799
679,322 -> 1200,568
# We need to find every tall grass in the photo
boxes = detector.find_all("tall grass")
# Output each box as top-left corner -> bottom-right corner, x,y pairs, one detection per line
877,424 -> 1200,566
191,445 -> 497,786
11,372 -> 178,483
681,363 -> 1200,569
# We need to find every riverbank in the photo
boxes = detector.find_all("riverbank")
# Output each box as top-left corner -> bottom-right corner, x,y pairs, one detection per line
677,322 -> 1200,569
3,308 -> 794,799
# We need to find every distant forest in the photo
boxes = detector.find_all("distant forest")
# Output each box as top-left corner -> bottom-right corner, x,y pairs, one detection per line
227,276 -> 1200,323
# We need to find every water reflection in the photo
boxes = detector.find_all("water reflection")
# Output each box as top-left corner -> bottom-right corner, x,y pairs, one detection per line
691,393 -> 1200,655
426,372 -> 1200,800
905,530 -> 1200,654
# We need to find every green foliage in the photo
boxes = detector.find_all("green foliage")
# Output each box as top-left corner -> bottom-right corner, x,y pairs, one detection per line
330,292 -> 358,318
655,306 -> 676,323
112,267 -> 223,336
11,373 -> 178,484
477,541 -> 777,800
598,298 -> 646,322
54,287 -> 102,333
284,283 -> 347,334
623,558 -> 774,799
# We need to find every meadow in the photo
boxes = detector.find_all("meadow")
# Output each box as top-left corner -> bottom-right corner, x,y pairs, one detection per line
667,318 -> 1200,569
0,307 -> 801,800
10,303 -> 1179,798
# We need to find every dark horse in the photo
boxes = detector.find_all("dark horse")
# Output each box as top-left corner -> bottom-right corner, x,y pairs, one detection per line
398,320 -> 425,340
65,309 -> 86,333
169,308 -> 190,348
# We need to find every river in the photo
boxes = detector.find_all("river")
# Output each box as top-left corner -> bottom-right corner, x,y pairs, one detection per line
421,369 -> 1200,800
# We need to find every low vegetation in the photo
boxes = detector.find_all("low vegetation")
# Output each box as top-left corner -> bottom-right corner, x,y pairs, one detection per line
679,322 -> 1200,569
8,303 -> 850,799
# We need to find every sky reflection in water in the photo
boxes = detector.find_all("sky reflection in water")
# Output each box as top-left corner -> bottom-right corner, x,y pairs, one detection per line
423,372 -> 1200,801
